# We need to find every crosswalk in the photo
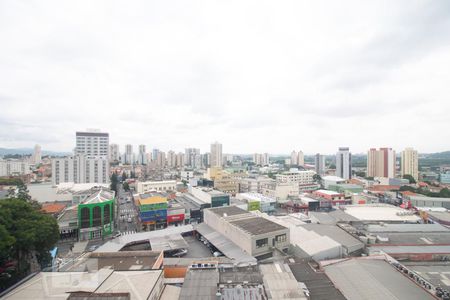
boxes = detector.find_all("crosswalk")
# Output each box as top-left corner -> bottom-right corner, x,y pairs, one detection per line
121,230 -> 136,235
121,209 -> 136,214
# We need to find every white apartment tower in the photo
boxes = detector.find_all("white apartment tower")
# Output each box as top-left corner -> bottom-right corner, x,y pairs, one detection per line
298,151 -> 304,166
33,144 -> 42,164
138,144 -> 147,165
125,144 -> 133,164
167,150 -> 177,168
75,130 -> 109,157
290,151 -> 298,165
185,148 -> 200,168
176,152 -> 185,167
51,155 -> 109,185
210,142 -> 223,167
315,153 -> 326,175
109,144 -> 120,162
367,148 -> 396,178
336,147 -> 352,180
401,147 -> 418,181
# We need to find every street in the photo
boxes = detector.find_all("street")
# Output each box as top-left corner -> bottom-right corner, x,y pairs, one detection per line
116,183 -> 140,235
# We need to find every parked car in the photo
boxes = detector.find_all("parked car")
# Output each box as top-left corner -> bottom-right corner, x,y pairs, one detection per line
88,245 -> 99,252
127,217 -> 132,223
213,251 -> 223,257
172,249 -> 188,257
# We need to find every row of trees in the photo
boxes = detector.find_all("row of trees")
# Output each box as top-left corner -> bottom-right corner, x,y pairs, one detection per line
0,181 -> 59,291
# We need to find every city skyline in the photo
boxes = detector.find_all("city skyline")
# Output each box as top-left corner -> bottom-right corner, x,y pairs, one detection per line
1,1 -> 450,153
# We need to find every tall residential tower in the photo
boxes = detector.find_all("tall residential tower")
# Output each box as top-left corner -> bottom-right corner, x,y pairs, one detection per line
336,147 -> 352,180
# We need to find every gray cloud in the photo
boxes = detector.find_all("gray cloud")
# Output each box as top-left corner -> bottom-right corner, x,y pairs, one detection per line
1,0 -> 450,154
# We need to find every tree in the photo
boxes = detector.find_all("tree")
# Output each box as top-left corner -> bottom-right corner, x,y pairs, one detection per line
313,174 -> 322,182
0,199 -> 59,290
110,173 -> 118,194
16,182 -> 31,202
123,182 -> 130,191
439,188 -> 450,198
403,174 -> 416,184
121,171 -> 127,181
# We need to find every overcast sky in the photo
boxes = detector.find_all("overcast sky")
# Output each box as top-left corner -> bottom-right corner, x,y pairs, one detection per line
1,1 -> 450,155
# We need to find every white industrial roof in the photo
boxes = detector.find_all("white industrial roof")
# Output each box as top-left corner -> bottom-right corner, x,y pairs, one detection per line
342,204 -> 420,221
322,176 -> 345,182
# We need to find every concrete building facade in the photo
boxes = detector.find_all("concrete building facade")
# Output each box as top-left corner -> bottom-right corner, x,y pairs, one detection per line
210,142 -> 223,167
52,155 -> 109,185
336,147 -> 352,180
401,147 -> 419,181
367,147 -> 396,178
75,130 -> 109,157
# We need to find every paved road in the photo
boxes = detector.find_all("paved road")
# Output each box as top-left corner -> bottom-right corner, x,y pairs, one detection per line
116,184 -> 140,235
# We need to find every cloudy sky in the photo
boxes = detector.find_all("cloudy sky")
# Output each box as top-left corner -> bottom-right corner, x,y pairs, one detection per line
1,1 -> 450,155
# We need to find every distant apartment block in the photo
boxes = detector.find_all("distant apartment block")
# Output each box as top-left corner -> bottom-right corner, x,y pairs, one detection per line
0,159 -> 31,177
109,143 -> 120,162
51,155 -> 109,185
367,148 -> 396,178
75,130 -> 109,157
210,142 -> 223,167
336,147 -> 352,180
314,153 -> 325,175
401,147 -> 418,181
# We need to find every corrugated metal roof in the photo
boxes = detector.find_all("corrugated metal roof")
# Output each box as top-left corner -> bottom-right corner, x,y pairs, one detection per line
324,259 -> 435,300
366,223 -> 449,233
196,223 -> 257,266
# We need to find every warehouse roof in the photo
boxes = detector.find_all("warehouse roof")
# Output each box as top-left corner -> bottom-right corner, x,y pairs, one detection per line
260,263 -> 307,300
96,225 -> 193,252
323,259 -> 435,300
196,223 -> 257,266
342,204 -> 420,221
301,224 -> 364,253
179,268 -> 220,299
230,217 -> 288,235
366,223 -> 449,233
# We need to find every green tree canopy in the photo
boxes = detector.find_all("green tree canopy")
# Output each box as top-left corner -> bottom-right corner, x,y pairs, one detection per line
121,171 -> 127,181
123,182 -> 130,191
0,198 -> 59,289
402,174 -> 417,184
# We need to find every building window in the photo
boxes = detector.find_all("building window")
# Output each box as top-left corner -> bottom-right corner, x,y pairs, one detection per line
275,234 -> 287,244
104,204 -> 111,224
92,206 -> 102,227
80,207 -> 90,228
256,238 -> 268,248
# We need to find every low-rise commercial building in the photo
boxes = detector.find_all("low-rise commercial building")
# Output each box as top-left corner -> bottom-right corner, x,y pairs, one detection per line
189,186 -> 230,207
204,206 -> 290,259
322,175 -> 345,189
136,180 -> 177,194
236,192 -> 276,214
138,193 -> 168,230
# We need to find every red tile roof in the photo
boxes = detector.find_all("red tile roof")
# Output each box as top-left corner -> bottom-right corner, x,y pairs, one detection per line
41,203 -> 66,214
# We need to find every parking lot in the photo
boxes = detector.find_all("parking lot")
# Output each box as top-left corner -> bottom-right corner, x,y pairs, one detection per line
183,235 -> 216,258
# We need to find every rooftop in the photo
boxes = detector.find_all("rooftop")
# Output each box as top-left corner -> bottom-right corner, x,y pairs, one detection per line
41,203 -> 66,214
179,268 -> 220,300
138,195 -> 167,205
322,176 -> 345,182
314,190 -> 341,196
82,188 -> 115,205
230,217 -> 288,236
209,206 -> 249,217
342,204 -> 421,222
323,258 -> 435,300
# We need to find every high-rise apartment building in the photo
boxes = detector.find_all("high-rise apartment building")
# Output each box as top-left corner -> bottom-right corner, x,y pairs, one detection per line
176,152 -> 185,167
291,151 -> 298,165
138,145 -> 147,165
367,148 -> 396,178
210,142 -> 223,167
0,160 -> 31,176
33,144 -> 42,164
51,155 -> 109,185
109,144 -> 120,162
298,151 -> 304,166
185,148 -> 201,168
167,150 -> 177,168
253,153 -> 270,166
315,153 -> 325,175
124,144 -> 133,164
75,130 -> 109,157
336,147 -> 352,180
157,151 -> 166,168
152,149 -> 160,162
401,147 -> 418,181
290,150 -> 304,166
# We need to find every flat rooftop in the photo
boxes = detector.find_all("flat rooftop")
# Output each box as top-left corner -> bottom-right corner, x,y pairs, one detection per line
209,206 -> 249,217
230,216 -> 288,235
403,262 -> 450,289
342,204 -> 421,222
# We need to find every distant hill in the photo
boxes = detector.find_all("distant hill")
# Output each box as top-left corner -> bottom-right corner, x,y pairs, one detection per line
422,151 -> 450,160
0,148 -> 70,157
